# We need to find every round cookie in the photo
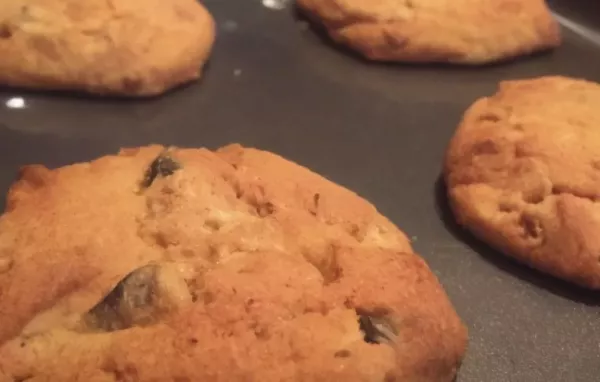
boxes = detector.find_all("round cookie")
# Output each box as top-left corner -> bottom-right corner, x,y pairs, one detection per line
296,0 -> 561,65
0,145 -> 467,382
445,76 -> 600,289
0,0 -> 215,97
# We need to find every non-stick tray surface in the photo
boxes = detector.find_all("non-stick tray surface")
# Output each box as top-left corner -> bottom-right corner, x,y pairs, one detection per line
0,1 -> 599,381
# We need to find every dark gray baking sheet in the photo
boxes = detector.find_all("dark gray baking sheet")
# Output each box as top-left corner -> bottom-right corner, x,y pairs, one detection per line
0,1 -> 599,381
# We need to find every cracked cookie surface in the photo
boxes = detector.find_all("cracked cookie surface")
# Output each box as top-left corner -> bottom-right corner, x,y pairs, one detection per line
0,144 -> 466,382
445,76 -> 600,289
0,0 -> 215,96
296,0 -> 560,65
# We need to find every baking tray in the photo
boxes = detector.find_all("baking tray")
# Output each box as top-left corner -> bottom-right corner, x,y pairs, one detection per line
0,1 -> 599,381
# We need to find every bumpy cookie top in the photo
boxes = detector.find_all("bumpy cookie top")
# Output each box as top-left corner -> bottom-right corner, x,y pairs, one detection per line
0,145 -> 466,382
446,76 -> 600,289
297,0 -> 560,64
0,0 -> 215,96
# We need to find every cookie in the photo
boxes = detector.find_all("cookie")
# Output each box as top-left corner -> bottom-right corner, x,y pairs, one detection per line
445,76 -> 600,289
0,0 -> 215,96
0,144 -> 467,382
296,0 -> 561,65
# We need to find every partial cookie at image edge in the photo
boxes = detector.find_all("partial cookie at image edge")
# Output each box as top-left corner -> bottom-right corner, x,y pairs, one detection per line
0,144 -> 468,382
444,75 -> 600,289
0,0 -> 216,97
296,0 -> 561,65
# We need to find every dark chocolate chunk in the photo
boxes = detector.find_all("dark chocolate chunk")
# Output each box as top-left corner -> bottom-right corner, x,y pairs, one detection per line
83,264 -> 162,331
141,151 -> 181,188
81,262 -> 195,332
358,314 -> 397,345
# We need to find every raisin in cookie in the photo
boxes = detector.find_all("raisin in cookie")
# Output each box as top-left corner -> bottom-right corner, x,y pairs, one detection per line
445,76 -> 600,289
296,0 -> 560,65
0,144 -> 467,382
0,0 -> 215,96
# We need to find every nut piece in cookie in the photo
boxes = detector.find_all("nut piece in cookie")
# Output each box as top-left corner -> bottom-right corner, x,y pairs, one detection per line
0,0 -> 216,96
445,76 -> 600,289
296,0 -> 561,65
0,144 -> 467,382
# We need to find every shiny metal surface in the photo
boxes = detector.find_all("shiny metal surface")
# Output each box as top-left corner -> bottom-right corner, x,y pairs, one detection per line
0,1 -> 598,381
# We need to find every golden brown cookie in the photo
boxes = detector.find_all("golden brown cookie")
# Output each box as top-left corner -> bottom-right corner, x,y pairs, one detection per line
296,0 -> 561,65
0,0 -> 215,97
0,144 -> 467,382
445,76 -> 600,289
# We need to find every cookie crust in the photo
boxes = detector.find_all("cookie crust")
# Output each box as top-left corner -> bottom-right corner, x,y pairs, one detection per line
0,145 -> 467,382
297,0 -> 561,65
445,76 -> 600,289
0,0 -> 215,96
